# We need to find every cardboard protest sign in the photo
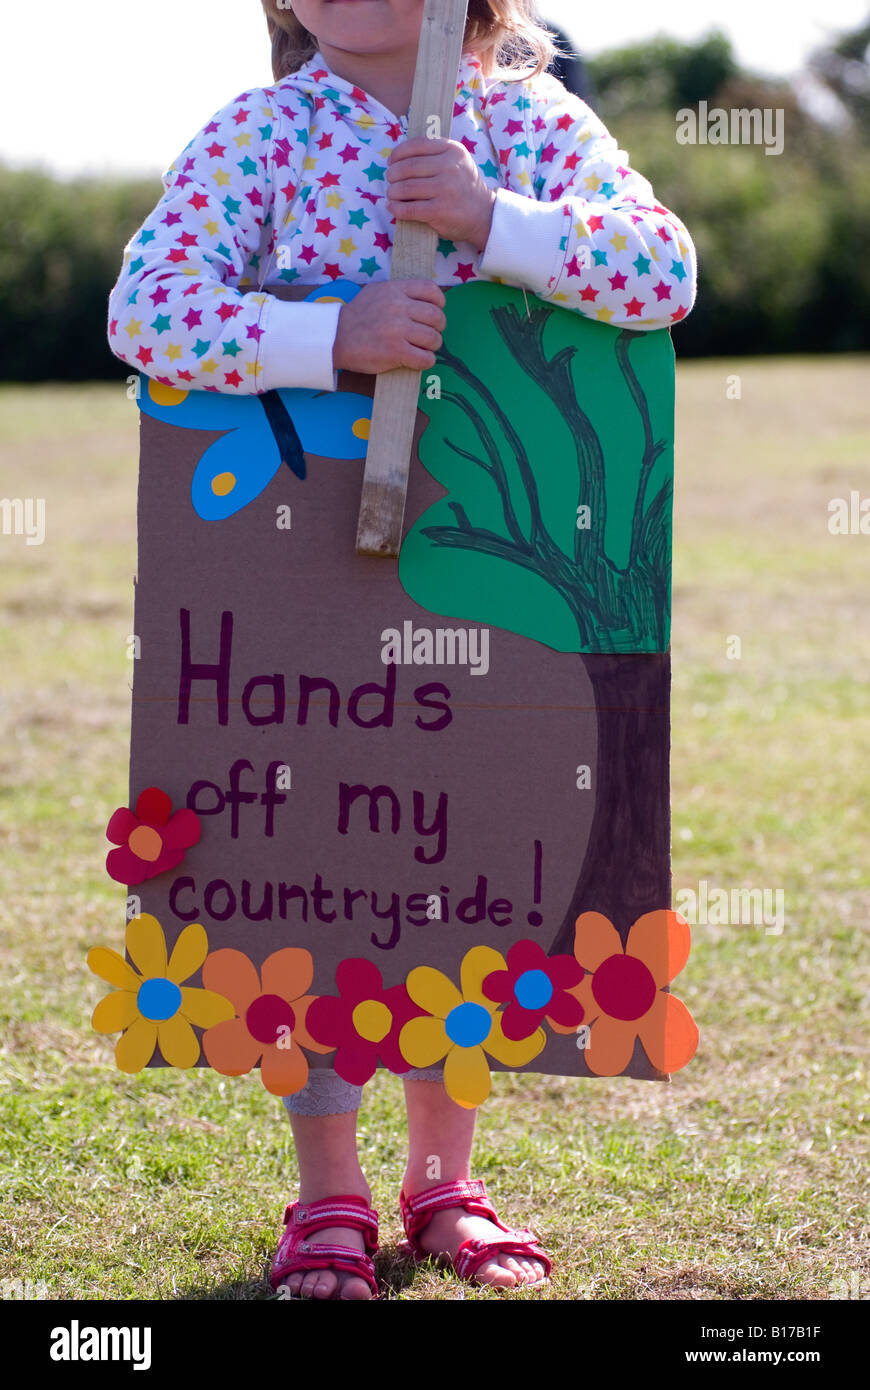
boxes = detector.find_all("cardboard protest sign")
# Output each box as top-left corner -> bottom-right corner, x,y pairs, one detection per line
88,282 -> 698,1107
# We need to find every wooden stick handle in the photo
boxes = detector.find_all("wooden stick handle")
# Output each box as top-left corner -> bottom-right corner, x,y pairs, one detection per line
355,0 -> 470,557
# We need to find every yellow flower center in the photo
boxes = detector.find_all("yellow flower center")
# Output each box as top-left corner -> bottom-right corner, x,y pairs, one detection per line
351,999 -> 391,1043
128,825 -> 163,863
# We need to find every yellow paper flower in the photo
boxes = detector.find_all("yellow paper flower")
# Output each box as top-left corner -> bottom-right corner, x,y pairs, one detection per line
399,945 -> 545,1108
87,914 -> 234,1072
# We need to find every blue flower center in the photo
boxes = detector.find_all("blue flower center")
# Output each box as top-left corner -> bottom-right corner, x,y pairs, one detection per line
514,969 -> 553,1010
137,977 -> 182,1021
444,1001 -> 491,1047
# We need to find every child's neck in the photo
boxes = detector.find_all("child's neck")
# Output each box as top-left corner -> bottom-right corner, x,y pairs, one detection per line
316,40 -> 418,118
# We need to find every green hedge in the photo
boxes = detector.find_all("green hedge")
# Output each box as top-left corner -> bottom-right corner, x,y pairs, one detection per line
2,56 -> 868,378
0,164 -> 161,381
608,108 -> 870,357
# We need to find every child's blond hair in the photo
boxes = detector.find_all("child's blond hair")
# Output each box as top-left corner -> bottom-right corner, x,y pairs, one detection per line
260,1 -> 556,83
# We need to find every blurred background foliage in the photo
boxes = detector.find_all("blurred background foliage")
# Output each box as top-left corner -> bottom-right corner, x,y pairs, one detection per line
1,20 -> 868,379
582,22 -> 870,358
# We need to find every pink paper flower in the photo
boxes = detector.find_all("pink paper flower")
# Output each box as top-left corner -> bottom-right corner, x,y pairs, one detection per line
482,938 -> 584,1040
105,786 -> 200,885
305,958 -> 424,1084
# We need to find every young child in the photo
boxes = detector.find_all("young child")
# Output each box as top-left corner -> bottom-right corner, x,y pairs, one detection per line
108,0 -> 697,1299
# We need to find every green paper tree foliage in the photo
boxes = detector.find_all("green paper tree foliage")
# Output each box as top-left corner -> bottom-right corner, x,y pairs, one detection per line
399,284 -> 675,655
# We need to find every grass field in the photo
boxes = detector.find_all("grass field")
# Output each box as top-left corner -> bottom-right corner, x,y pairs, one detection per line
1,359 -> 868,1300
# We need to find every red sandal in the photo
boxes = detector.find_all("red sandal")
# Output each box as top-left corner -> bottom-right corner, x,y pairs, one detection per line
399,1178 -> 551,1288
270,1195 -> 380,1299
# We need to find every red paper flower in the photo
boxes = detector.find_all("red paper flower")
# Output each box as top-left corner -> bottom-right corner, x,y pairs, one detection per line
105,787 -> 200,885
482,938 -> 584,1040
305,958 -> 424,1084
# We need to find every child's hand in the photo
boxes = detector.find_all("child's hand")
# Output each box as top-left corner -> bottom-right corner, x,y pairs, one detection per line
386,138 -> 497,252
332,280 -> 447,375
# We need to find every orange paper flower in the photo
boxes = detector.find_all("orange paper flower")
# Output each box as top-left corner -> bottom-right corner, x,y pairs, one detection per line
552,910 -> 698,1076
201,948 -> 331,1096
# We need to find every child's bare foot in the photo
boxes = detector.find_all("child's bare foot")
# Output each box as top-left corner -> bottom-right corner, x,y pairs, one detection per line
281,1207 -> 374,1301
402,1081 -> 550,1289
413,1204 -> 547,1288
281,1112 -> 376,1300
278,1180 -> 375,1300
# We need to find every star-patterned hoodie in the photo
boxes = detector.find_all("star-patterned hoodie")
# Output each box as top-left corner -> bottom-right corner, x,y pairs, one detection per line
107,50 -> 697,394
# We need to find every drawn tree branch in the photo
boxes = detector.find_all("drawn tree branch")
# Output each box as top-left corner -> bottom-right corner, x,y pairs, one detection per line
418,303 -> 672,946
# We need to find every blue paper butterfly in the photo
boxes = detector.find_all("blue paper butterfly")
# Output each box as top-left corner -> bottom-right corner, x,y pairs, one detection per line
136,282 -> 371,520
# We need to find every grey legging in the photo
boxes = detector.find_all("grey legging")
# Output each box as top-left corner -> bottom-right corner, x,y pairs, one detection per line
283,1065 -> 444,1116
